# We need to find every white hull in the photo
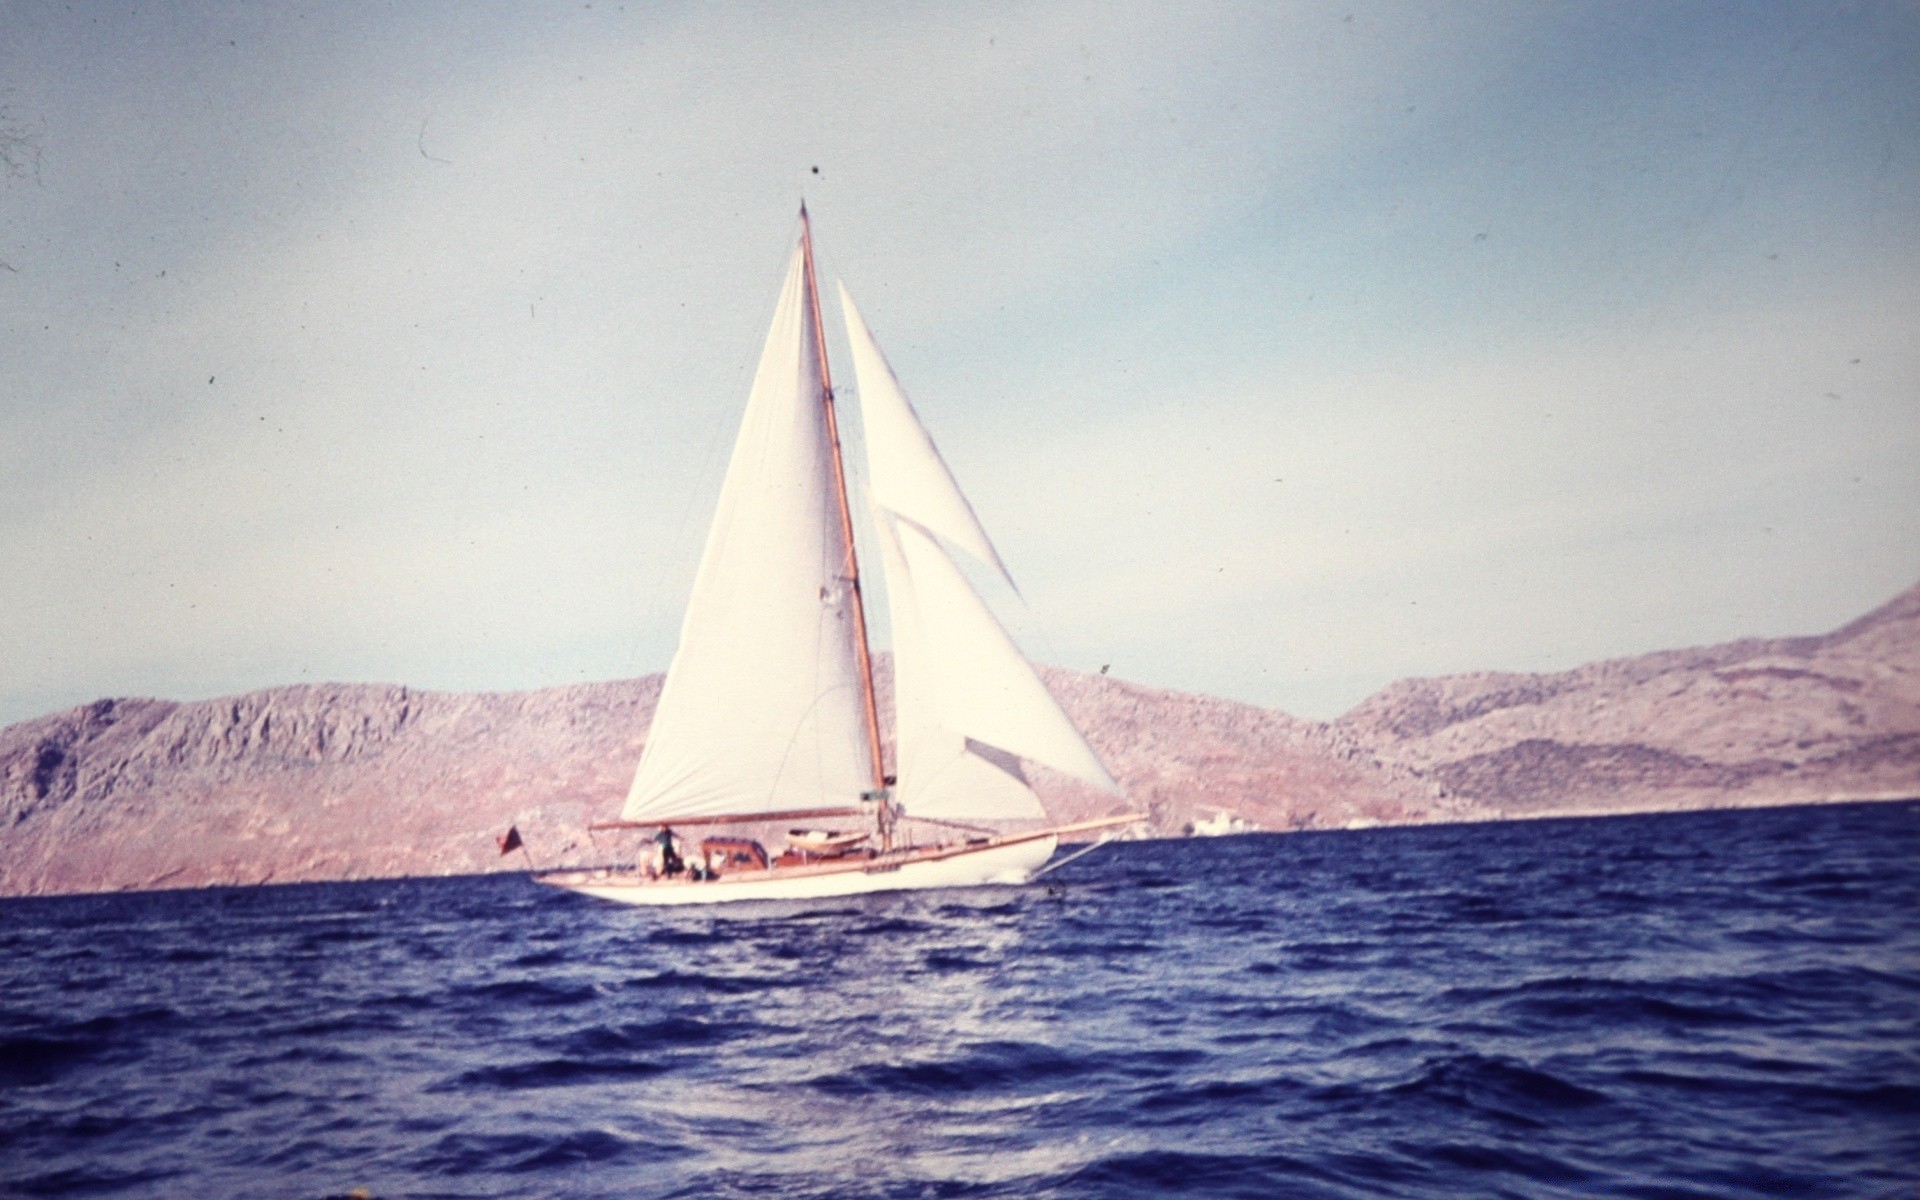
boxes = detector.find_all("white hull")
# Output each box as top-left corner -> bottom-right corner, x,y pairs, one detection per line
536,833 -> 1058,907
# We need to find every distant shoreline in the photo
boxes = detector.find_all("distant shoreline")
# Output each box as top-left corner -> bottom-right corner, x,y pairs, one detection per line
5,581 -> 1915,900
5,795 -> 1915,904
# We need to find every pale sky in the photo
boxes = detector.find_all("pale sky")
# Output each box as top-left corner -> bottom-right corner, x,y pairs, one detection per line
2,1 -> 1916,728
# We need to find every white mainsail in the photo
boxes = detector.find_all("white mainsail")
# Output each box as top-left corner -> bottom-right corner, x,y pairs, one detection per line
621,244 -> 874,822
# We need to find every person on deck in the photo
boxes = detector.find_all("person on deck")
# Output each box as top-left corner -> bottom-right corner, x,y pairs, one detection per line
657,825 -> 685,877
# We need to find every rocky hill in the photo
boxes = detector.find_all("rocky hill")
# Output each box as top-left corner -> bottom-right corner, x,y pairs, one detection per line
1335,582 -> 1920,816
0,663 -> 1444,898
3,584 -> 1915,898
0,681 -> 653,897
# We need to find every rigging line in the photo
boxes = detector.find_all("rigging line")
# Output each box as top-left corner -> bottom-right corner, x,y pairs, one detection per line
620,246 -> 766,681
764,680 -> 862,815
1030,835 -> 1119,880
900,813 -> 1000,836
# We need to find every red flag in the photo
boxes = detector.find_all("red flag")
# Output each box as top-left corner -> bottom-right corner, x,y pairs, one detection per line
496,825 -> 523,856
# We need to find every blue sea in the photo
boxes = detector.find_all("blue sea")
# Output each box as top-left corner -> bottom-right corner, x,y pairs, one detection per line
3,801 -> 1917,1199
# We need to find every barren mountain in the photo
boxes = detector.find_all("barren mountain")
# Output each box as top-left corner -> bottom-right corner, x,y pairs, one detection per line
0,681 -> 653,898
3,584 -> 1914,898
1336,582 -> 1920,816
0,662 -> 1440,898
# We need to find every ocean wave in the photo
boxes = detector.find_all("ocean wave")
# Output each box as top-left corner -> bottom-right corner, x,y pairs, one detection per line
2,802 -> 1916,1199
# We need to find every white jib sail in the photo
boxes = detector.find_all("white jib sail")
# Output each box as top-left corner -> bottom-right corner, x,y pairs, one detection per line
872,504 -> 1046,821
887,512 -> 1122,801
622,244 -> 874,822
839,283 -> 1016,590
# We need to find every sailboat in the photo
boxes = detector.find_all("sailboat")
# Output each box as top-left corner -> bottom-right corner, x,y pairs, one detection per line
536,210 -> 1141,906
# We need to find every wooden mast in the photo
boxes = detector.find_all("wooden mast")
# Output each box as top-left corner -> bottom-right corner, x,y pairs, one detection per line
799,204 -> 892,845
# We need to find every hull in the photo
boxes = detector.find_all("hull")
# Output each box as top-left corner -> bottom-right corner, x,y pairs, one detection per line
536,832 -> 1059,907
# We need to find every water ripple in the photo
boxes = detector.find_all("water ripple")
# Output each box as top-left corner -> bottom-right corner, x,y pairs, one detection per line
1,801 -> 1915,1198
